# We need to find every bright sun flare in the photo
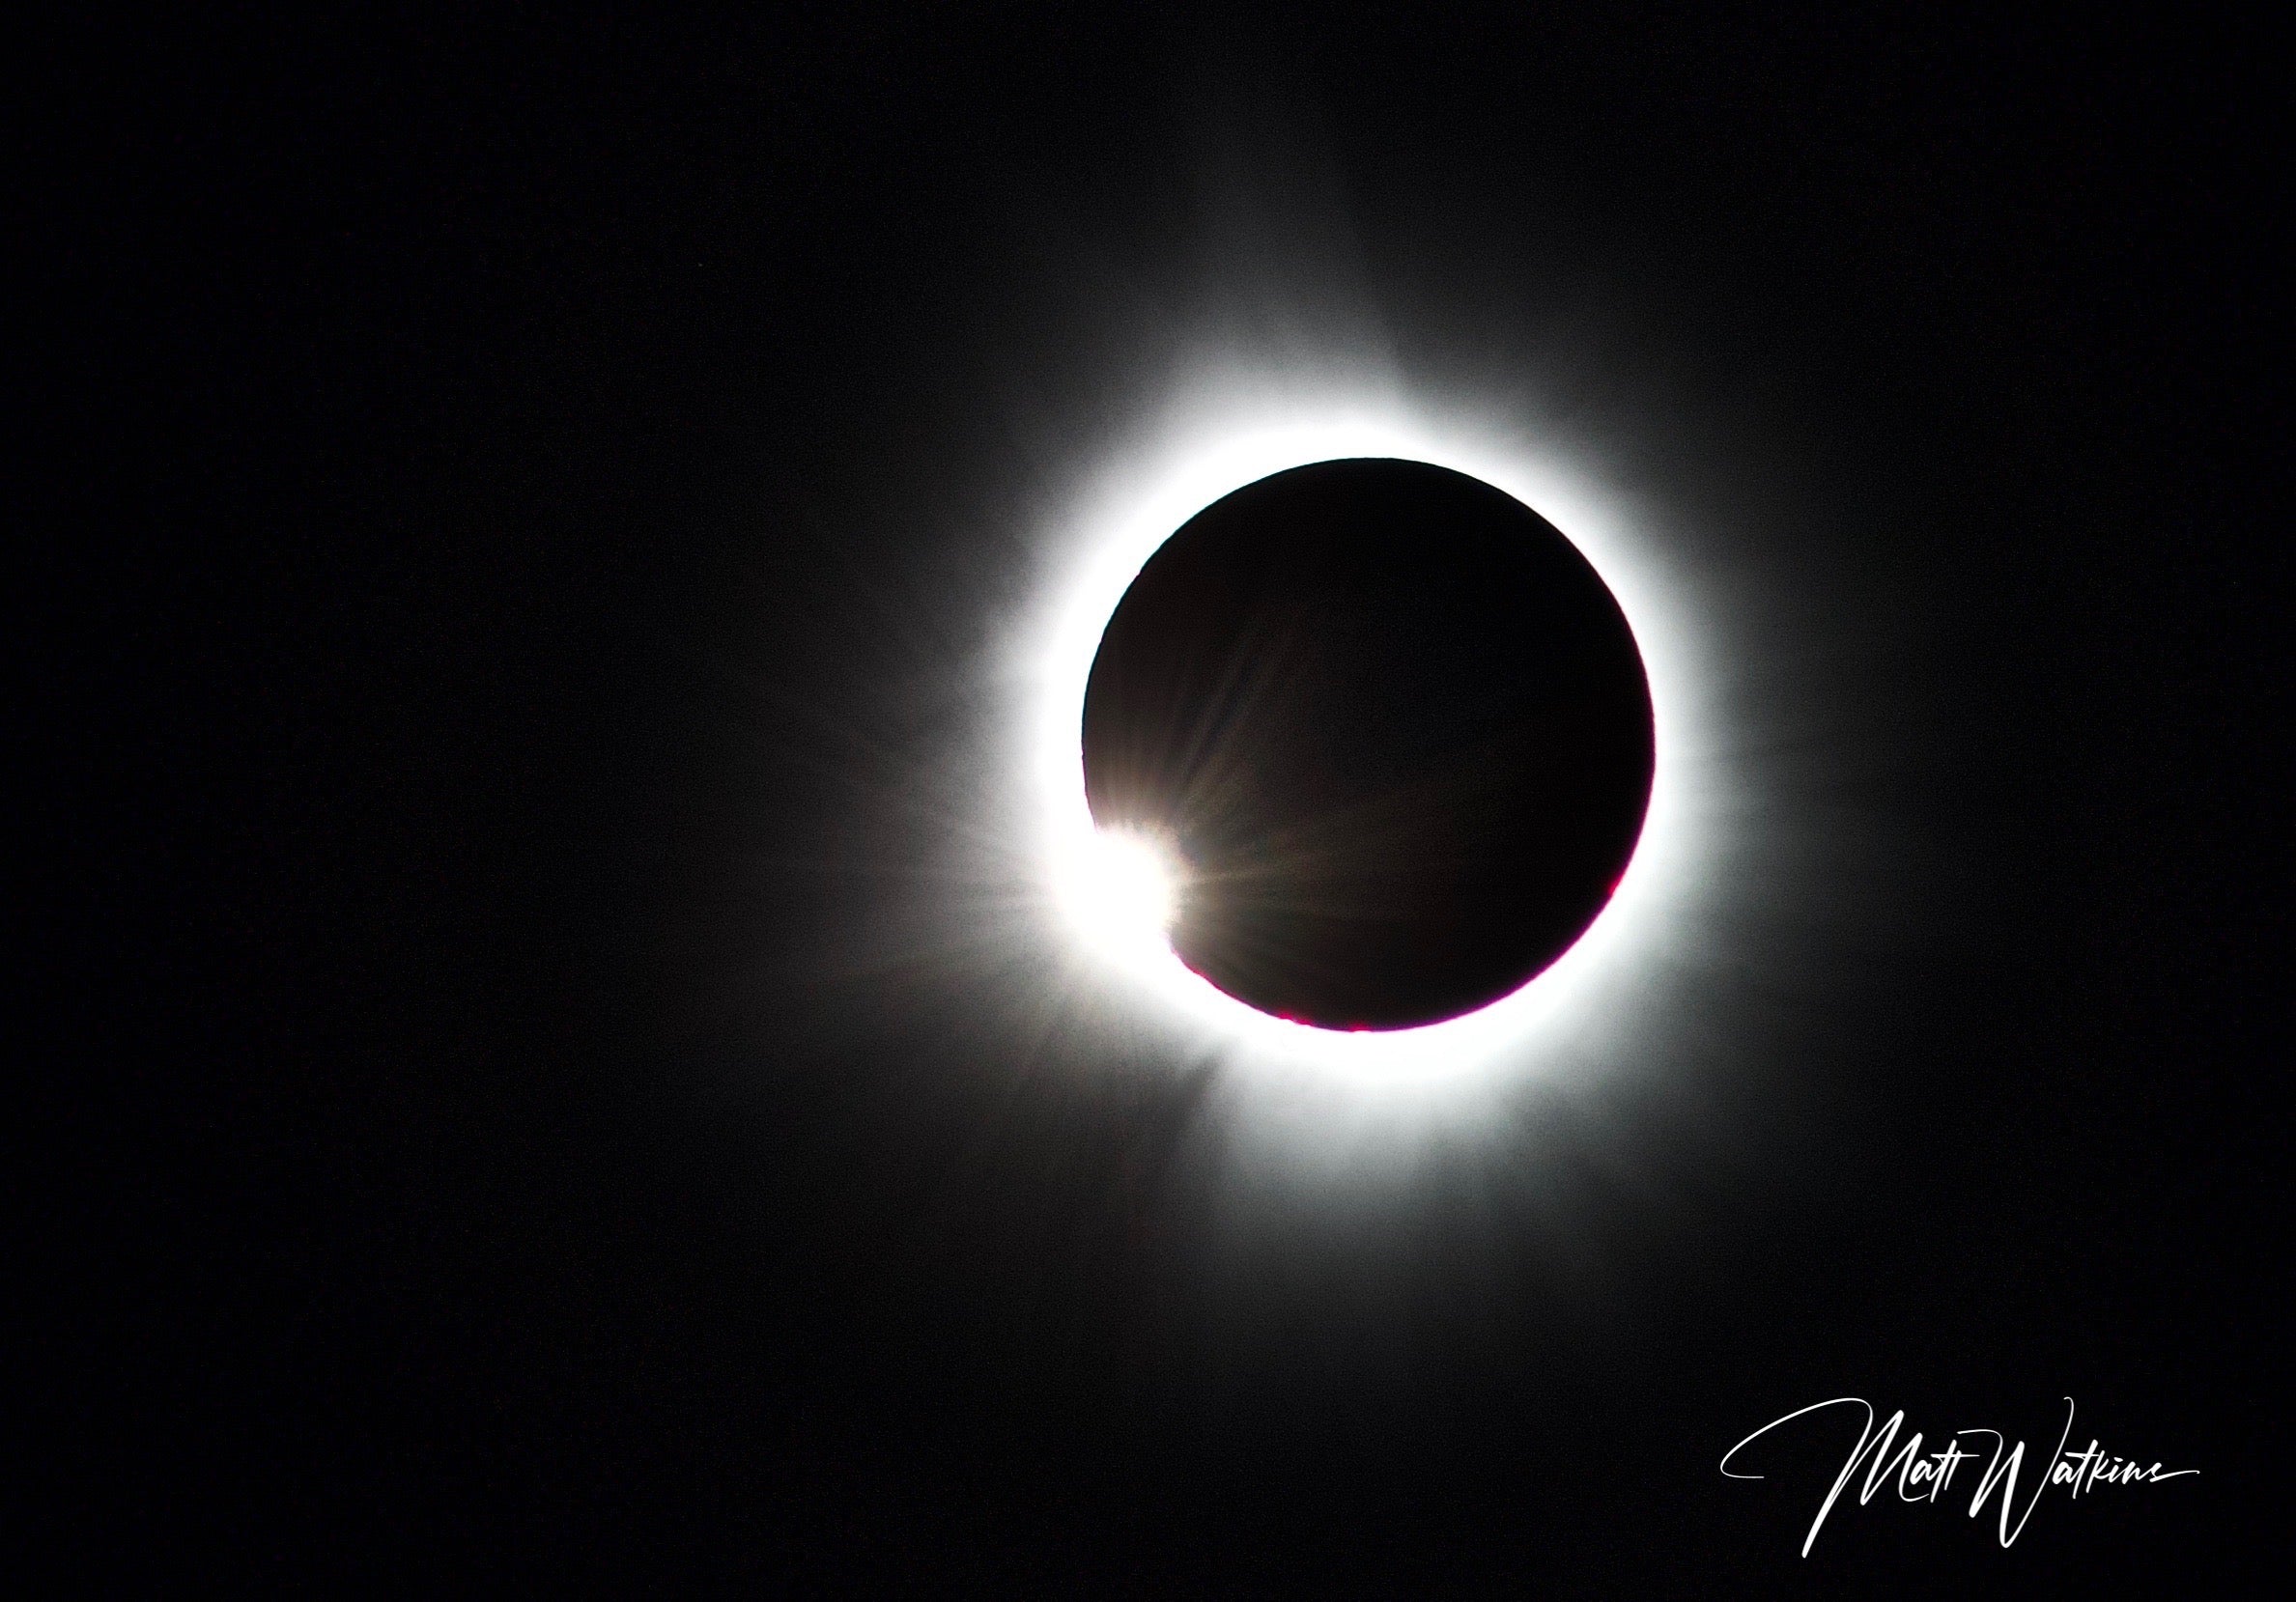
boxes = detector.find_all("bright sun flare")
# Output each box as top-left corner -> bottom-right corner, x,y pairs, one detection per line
1056,828 -> 1182,965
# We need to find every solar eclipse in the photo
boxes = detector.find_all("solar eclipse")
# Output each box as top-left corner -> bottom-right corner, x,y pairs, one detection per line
1032,404 -> 1716,1088
1081,458 -> 1653,1033
72,12 -> 2247,1590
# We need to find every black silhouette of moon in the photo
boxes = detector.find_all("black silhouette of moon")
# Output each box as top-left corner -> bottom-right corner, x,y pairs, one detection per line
1081,459 -> 1654,1030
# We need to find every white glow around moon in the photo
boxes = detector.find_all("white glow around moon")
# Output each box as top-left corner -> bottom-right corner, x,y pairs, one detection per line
1023,401 -> 1727,1089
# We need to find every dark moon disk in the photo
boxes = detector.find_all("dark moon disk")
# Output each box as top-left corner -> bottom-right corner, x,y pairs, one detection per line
1081,458 -> 1655,1031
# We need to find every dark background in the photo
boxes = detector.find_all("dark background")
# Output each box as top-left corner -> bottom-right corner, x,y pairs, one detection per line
28,5 -> 2275,1592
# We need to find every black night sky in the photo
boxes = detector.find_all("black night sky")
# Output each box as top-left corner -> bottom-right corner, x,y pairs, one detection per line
29,7 -> 2273,1592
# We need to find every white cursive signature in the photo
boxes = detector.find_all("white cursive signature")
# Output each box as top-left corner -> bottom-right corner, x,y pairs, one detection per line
1720,1396 -> 2197,1556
